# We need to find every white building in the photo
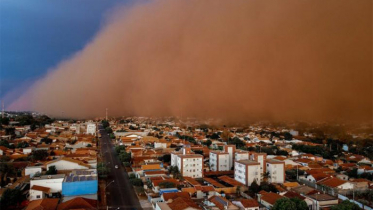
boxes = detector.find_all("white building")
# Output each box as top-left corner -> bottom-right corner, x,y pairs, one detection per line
224,145 -> 236,170
45,158 -> 90,171
235,160 -> 261,186
22,147 -> 34,155
86,122 -> 96,135
29,185 -> 51,201
235,151 -> 250,161
210,151 -> 230,171
266,159 -> 285,184
30,174 -> 65,193
171,147 -> 203,178
154,142 -> 167,149
250,152 -> 267,179
25,166 -> 42,178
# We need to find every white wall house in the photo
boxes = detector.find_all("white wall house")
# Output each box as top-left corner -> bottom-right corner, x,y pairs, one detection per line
210,151 -> 230,171
30,174 -> 65,193
46,158 -> 90,171
154,142 -> 167,149
266,159 -> 285,184
29,185 -> 50,201
25,166 -> 42,178
235,160 -> 261,186
22,147 -> 34,155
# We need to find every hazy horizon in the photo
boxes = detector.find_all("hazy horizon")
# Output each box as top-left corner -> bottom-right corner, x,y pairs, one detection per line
5,0 -> 372,123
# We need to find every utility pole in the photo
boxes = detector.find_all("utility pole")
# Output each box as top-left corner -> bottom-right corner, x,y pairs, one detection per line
106,108 -> 108,121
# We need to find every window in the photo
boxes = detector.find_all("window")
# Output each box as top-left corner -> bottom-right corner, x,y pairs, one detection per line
37,195 -> 41,198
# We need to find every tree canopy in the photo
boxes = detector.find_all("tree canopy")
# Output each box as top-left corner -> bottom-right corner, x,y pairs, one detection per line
330,200 -> 361,210
272,198 -> 297,210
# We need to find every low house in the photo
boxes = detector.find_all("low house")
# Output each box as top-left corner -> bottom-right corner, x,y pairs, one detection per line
30,174 -> 65,194
25,166 -> 43,178
208,195 -> 239,210
301,173 -> 329,183
307,193 -> 338,210
257,191 -> 283,209
45,157 -> 90,171
357,165 -> 373,175
29,185 -> 51,201
156,197 -> 200,210
232,199 -> 259,210
57,197 -> 97,210
152,177 -> 179,193
62,169 -> 98,200
22,147 -> 34,154
161,191 -> 190,202
317,177 -> 353,195
26,198 -> 59,210
0,146 -> 7,155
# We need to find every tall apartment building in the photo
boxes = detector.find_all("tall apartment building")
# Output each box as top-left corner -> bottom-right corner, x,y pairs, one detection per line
171,147 -> 203,178
86,122 -> 96,135
266,159 -> 285,184
224,145 -> 236,170
210,151 -> 230,171
250,152 -> 267,181
234,160 -> 261,186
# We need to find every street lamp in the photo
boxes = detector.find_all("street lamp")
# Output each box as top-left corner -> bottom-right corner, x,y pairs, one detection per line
105,180 -> 115,209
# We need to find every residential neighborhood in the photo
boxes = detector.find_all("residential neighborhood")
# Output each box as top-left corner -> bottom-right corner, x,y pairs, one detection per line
1,113 -> 372,209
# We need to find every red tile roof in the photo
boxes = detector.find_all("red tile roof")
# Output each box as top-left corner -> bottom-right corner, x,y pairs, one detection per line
260,192 -> 283,205
239,199 -> 259,208
163,192 -> 190,202
57,197 -> 97,210
26,198 -> 59,210
31,185 -> 51,194
168,197 -> 201,210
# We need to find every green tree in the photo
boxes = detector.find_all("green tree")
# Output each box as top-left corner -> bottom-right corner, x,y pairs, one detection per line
97,162 -> 110,178
0,140 -> 9,148
130,178 -> 143,186
45,166 -> 57,175
158,154 -> 171,163
0,163 -> 14,186
290,198 -> 308,210
118,151 -> 131,162
203,140 -> 212,147
272,198 -> 297,210
249,180 -> 260,194
105,127 -> 113,133
331,200 -> 361,210
159,181 -> 176,189
87,144 -> 92,147
0,188 -> 22,209
31,150 -> 49,161
16,142 -> 29,148
0,117 -> 9,125
101,120 -> 110,129
115,145 -> 126,154
40,137 -> 53,144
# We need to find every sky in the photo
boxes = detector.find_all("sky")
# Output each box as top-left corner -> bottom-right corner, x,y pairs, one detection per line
2,0 -> 372,122
0,0 -> 130,106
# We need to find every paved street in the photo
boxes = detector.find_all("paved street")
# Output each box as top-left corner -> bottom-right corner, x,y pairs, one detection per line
99,126 -> 144,210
